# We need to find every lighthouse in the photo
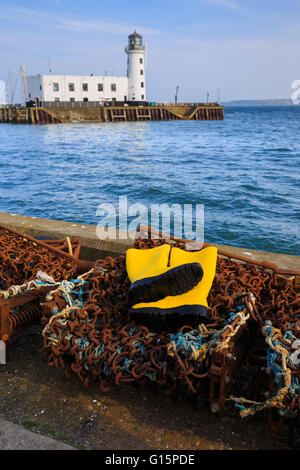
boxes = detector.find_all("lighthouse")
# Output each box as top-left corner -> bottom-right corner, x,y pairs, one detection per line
125,31 -> 146,103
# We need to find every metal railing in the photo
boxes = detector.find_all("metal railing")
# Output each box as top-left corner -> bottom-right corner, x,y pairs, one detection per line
1,101 -> 221,109
0,104 -> 23,108
155,102 -> 221,107
41,101 -> 221,108
42,101 -> 105,108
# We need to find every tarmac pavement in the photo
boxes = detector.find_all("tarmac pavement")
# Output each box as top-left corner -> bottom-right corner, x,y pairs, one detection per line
0,417 -> 75,450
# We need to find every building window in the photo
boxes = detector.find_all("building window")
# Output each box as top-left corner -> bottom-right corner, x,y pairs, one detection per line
29,93 -> 31,98
141,82 -> 144,88
98,83 -> 104,91
111,83 -> 117,92
69,83 -> 75,92
54,98 -> 60,102
70,98 -> 75,102
141,95 -> 144,100
140,58 -> 143,64
140,70 -> 144,75
53,83 -> 59,92
82,83 -> 88,91
40,85 -> 42,90
83,97 -> 89,102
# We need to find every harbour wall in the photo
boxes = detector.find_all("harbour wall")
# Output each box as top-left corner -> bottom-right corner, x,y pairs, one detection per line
0,104 -> 224,124
0,211 -> 299,272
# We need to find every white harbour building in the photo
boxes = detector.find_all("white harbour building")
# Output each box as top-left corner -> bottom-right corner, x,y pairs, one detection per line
26,32 -> 147,105
0,81 -> 6,106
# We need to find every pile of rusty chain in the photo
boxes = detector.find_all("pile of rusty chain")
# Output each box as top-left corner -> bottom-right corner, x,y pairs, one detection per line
0,225 -> 77,289
211,254 -> 300,426
41,239 -> 300,422
229,319 -> 300,421
209,256 -> 300,334
41,254 -> 252,397
134,237 -> 300,329
8,303 -> 42,335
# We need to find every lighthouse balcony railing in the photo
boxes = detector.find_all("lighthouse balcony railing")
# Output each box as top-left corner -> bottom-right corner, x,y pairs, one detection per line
125,45 -> 145,52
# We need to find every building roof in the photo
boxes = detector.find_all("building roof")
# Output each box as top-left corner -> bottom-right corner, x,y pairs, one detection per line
129,30 -> 142,39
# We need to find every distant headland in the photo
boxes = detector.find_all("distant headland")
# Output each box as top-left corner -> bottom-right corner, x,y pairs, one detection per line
221,99 -> 298,106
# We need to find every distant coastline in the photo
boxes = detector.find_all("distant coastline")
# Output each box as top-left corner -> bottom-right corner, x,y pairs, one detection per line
221,99 -> 298,106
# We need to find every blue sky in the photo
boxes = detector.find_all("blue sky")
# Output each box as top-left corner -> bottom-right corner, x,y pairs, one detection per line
1,0 -> 300,102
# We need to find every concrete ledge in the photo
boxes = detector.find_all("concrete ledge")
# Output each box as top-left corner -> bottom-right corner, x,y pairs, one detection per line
0,211 -> 299,272
0,417 -> 74,450
0,211 -> 132,261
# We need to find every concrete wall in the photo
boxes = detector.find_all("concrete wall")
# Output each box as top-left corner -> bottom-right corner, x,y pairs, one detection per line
0,211 -> 299,272
0,105 -> 224,124
43,106 -> 103,122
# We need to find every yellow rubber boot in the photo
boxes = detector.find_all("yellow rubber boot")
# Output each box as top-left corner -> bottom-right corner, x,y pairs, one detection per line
129,247 -> 217,329
126,244 -> 204,306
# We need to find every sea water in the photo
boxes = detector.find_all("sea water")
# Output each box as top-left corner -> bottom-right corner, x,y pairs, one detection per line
0,106 -> 299,255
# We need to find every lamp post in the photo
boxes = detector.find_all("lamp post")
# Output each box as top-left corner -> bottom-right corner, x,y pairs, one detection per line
175,86 -> 179,105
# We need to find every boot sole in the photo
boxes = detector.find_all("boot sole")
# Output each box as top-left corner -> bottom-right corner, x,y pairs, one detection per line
129,304 -> 209,331
128,262 -> 204,306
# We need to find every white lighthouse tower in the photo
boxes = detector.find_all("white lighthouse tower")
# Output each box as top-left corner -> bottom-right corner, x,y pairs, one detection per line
125,31 -> 146,103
